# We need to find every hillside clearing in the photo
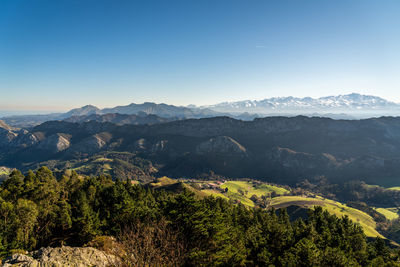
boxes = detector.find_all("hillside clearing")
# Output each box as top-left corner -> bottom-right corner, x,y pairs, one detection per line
220,181 -> 289,197
201,189 -> 229,200
270,195 -> 383,238
375,208 -> 399,220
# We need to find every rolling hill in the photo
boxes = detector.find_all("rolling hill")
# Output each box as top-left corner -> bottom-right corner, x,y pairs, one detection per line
145,177 -> 387,239
269,195 -> 383,238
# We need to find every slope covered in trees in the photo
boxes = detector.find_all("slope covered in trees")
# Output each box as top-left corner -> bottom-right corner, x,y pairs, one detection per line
0,167 -> 399,266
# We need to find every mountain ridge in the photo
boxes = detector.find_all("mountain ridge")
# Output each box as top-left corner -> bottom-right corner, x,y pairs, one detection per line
4,115 -> 400,186
201,93 -> 400,114
64,113 -> 174,125
0,102 -> 223,128
2,93 -> 400,128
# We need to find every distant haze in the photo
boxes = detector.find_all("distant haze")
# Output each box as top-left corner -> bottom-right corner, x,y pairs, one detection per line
0,110 -> 61,117
2,93 -> 400,122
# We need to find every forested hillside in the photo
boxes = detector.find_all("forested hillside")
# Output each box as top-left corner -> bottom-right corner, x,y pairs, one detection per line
0,167 -> 399,266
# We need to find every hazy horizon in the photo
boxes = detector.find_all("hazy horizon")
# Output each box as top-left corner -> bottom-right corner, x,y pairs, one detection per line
1,92 -> 400,118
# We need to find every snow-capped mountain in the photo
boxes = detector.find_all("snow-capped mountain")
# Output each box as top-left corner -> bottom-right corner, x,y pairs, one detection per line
202,93 -> 400,114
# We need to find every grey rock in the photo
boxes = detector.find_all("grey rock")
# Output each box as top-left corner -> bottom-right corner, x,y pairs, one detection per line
38,134 -> 70,152
0,130 -> 17,147
151,140 -> 168,152
69,134 -> 109,154
1,246 -> 120,267
134,138 -> 147,150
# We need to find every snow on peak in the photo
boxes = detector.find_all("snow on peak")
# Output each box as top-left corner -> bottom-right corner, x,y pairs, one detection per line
204,93 -> 399,113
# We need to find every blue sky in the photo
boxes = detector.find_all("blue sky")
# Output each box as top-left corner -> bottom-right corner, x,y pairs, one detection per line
1,0 -> 400,112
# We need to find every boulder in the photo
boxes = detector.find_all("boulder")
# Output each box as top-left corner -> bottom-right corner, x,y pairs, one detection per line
1,246 -> 120,267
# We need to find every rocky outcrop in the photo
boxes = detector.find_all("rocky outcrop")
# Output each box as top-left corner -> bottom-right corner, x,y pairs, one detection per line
1,246 -> 120,267
151,140 -> 168,152
13,130 -> 39,147
70,133 -> 110,153
0,130 -> 17,147
134,138 -> 147,150
38,134 -> 70,153
0,120 -> 12,131
0,128 -> 38,148
196,136 -> 247,157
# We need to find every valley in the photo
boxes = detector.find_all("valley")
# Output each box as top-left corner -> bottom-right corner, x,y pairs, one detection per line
4,96 -> 400,264
4,110 -> 400,264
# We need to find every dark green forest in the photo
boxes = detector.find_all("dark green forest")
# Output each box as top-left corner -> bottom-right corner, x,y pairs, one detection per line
1,167 -> 399,266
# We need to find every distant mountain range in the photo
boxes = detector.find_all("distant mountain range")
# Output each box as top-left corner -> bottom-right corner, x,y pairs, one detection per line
1,103 -> 223,128
2,93 -> 400,128
66,102 -> 221,119
201,93 -> 400,114
64,112 -> 174,125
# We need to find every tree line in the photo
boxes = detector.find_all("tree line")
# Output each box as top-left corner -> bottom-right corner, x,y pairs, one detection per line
0,167 -> 399,266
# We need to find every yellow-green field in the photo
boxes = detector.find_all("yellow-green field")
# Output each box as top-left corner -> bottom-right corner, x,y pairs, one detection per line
150,176 -> 177,187
198,180 -> 289,207
363,184 -> 380,189
200,189 -> 254,206
92,157 -> 114,163
270,195 -> 383,238
375,208 -> 399,220
150,179 -> 386,239
220,181 -> 289,197
388,187 -> 400,191
226,191 -> 256,206
72,161 -> 112,172
201,189 -> 229,200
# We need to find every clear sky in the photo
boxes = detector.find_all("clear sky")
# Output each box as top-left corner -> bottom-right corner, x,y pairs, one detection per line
1,0 -> 400,112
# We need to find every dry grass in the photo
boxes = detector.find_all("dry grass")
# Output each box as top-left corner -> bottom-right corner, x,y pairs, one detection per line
375,207 -> 399,220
